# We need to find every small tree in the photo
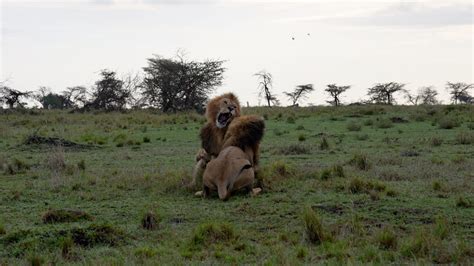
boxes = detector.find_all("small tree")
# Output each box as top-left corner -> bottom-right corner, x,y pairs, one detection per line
255,70 -> 279,107
325,84 -> 350,106
87,70 -> 130,110
284,84 -> 314,106
0,86 -> 32,108
367,82 -> 404,105
122,72 -> 144,109
142,54 -> 225,112
446,82 -> 473,104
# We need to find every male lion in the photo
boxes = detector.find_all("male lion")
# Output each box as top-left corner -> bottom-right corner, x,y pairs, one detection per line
191,93 -> 265,193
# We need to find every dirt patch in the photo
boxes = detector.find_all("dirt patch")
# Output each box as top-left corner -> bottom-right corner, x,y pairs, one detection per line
312,203 -> 345,215
23,135 -> 94,149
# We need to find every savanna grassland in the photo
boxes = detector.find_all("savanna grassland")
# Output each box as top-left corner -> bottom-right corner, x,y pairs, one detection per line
0,105 -> 473,265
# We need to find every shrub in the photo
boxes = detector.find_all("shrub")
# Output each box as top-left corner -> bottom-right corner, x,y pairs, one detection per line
296,125 -> 305,130
349,153 -> 370,170
386,189 -> 398,197
143,136 -> 151,143
364,119 -> 373,126
438,117 -> 460,129
59,235 -> 74,259
375,227 -> 398,249
455,131 -> 473,145
286,116 -> 296,124
0,223 -> 5,235
346,122 -> 362,131
302,207 -> 328,244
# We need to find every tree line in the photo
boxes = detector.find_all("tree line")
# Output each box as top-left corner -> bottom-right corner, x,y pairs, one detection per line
1,54 -> 473,112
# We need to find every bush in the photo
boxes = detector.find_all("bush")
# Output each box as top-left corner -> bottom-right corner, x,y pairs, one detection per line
42,209 -> 93,224
77,160 -> 86,171
320,169 -> 332,180
143,136 -> 151,143
346,122 -> 362,131
331,164 -> 345,178
432,181 -> 442,191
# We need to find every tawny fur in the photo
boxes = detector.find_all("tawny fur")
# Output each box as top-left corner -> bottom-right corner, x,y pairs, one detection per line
203,146 -> 254,201
191,93 -> 265,189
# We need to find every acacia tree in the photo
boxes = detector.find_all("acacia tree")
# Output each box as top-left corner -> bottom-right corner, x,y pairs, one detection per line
404,86 -> 439,105
142,54 -> 225,112
367,82 -> 405,105
0,86 -> 32,108
255,70 -> 279,107
86,70 -> 130,110
446,82 -> 473,104
284,84 -> 314,106
325,84 -> 350,106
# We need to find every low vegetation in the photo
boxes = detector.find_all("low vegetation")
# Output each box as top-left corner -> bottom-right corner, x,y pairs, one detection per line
0,105 -> 473,264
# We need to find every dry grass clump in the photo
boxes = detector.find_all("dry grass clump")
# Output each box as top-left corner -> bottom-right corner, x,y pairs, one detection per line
191,222 -> 236,247
302,207 -> 331,244
319,136 -> 330,150
376,118 -> 393,129
429,136 -> 443,147
141,211 -> 159,230
375,226 -> 398,250
455,196 -> 472,208
348,177 -> 385,194
455,131 -> 473,145
349,153 -> 370,170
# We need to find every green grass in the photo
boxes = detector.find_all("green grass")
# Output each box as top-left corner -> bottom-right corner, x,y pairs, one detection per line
0,105 -> 473,264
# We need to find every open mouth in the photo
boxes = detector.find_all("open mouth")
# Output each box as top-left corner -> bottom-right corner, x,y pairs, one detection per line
216,112 -> 232,128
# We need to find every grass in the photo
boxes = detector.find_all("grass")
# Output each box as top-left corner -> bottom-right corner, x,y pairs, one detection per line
0,105 -> 473,264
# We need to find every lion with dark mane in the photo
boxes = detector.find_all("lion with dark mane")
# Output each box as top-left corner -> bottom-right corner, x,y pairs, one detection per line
192,93 -> 264,199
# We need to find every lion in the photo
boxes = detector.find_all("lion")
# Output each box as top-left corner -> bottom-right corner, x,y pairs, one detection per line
191,93 -> 265,192
202,146 -> 255,200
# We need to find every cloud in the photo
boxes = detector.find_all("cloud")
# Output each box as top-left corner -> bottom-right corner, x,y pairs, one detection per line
278,2 -> 473,28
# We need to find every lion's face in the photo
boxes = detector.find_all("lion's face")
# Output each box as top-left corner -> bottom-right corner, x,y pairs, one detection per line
206,93 -> 241,129
215,97 -> 239,128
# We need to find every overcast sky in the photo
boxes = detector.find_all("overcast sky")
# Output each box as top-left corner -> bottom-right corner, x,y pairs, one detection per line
1,0 -> 473,106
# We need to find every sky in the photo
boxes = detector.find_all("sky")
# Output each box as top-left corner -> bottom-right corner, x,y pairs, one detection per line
1,0 -> 473,106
